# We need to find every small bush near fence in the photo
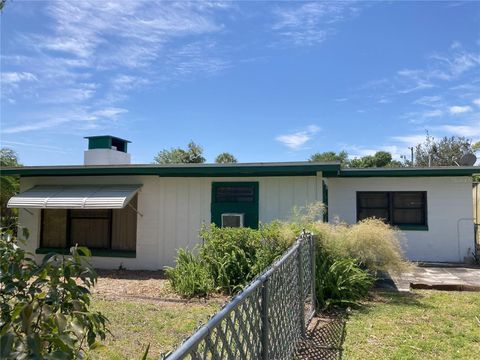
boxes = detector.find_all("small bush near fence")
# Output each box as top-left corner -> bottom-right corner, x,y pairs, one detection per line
166,223 -> 293,296
167,203 -> 408,309
0,228 -> 108,359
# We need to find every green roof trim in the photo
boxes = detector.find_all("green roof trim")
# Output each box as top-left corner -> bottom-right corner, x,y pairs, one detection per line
329,167 -> 479,178
1,162 -> 339,177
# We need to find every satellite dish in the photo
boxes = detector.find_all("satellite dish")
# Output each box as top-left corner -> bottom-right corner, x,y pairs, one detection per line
458,153 -> 477,166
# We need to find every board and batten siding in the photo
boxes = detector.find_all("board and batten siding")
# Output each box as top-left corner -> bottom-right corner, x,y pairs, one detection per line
18,174 -> 322,270
327,176 -> 475,263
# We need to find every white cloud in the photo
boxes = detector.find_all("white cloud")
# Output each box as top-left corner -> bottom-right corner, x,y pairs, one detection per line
449,105 -> 472,114
2,106 -> 129,134
473,98 -> 480,106
435,122 -> 480,137
423,109 -> 443,118
93,107 -> 128,119
276,125 -> 321,150
1,1 -> 233,135
272,2 -> 360,46
413,95 -> 442,106
391,134 -> 427,147
1,72 -> 37,84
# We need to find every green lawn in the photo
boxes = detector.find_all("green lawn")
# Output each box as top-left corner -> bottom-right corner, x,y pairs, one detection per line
343,290 -> 480,359
88,297 -> 220,360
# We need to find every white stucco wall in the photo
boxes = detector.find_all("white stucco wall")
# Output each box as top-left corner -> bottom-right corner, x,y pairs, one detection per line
17,173 -> 323,270
327,176 -> 475,263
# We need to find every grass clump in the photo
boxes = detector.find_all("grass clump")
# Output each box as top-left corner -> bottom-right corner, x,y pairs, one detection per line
315,248 -> 374,308
312,218 -> 410,274
165,248 -> 214,297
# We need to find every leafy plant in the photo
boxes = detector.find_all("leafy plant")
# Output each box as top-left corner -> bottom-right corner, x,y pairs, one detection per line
315,248 -> 374,309
199,225 -> 261,294
0,228 -> 108,359
165,248 -> 214,297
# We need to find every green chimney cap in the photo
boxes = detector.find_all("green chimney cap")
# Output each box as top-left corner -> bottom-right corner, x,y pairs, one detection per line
85,135 -> 130,153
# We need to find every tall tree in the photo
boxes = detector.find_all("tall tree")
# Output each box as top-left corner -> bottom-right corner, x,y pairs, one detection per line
349,151 -> 403,168
215,152 -> 237,164
309,151 -> 349,166
1,148 -> 21,229
154,141 -> 206,164
413,134 -> 476,167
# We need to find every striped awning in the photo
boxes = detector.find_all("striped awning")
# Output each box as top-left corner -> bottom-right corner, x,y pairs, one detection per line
7,184 -> 142,209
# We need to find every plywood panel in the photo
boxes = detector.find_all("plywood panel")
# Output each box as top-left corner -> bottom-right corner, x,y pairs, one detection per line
112,195 -> 138,251
70,218 -> 110,248
41,209 -> 67,248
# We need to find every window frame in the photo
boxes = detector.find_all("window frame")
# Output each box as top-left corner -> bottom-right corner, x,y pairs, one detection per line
356,191 -> 428,231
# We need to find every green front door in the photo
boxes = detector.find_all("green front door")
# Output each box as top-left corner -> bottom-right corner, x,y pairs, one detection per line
211,182 -> 259,229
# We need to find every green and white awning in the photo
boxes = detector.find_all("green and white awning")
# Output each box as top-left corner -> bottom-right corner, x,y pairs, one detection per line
7,185 -> 142,209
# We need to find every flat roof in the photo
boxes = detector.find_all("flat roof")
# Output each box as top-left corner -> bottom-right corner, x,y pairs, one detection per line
0,162 -> 340,177
2,162 -> 478,178
324,166 -> 479,177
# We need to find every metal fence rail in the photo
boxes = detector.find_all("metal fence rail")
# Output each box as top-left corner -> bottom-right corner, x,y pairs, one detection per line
164,232 -> 316,360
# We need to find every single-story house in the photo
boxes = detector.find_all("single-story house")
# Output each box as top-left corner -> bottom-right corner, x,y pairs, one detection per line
4,135 -> 479,269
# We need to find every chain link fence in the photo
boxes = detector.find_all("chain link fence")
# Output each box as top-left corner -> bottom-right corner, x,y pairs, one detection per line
164,232 -> 316,360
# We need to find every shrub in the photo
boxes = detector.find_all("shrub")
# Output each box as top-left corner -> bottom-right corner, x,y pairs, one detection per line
0,228 -> 108,359
199,225 -> 261,294
312,218 -> 409,273
315,248 -> 374,309
167,223 -> 294,297
165,248 -> 214,297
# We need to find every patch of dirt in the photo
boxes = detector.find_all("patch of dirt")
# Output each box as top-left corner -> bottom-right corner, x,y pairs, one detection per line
92,269 -> 227,304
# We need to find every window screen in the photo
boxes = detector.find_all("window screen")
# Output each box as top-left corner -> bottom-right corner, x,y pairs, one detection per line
214,185 -> 255,203
357,191 -> 427,227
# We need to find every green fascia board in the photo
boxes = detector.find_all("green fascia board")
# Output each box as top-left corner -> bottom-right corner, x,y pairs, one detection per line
35,247 -> 136,258
328,167 -> 479,178
1,162 -> 340,177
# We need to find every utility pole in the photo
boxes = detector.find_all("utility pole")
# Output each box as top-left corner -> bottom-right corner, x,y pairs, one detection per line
408,147 -> 414,166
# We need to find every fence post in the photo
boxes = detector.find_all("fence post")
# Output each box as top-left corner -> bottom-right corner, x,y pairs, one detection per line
297,240 -> 305,337
261,279 -> 269,360
310,234 -> 316,314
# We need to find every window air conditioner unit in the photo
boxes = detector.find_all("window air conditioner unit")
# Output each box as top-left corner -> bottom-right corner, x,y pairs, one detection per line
221,213 -> 244,228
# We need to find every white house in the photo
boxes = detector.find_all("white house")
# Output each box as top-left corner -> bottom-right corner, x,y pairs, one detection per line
5,135 -> 479,269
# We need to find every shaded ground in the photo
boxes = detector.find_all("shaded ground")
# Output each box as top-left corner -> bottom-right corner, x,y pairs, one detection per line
294,313 -> 346,360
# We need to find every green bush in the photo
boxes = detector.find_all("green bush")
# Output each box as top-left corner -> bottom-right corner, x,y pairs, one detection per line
165,248 -> 214,297
0,228 -> 108,359
199,225 -> 260,294
167,223 -> 293,297
315,248 -> 374,309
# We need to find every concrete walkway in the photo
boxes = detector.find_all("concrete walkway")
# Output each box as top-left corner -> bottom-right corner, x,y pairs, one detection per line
387,264 -> 480,292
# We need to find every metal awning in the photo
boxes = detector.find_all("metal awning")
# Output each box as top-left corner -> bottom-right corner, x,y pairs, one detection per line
7,184 -> 142,209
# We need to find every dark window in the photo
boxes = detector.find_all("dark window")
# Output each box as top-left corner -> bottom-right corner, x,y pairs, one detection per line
214,185 -> 255,203
357,191 -> 427,228
40,195 -> 138,251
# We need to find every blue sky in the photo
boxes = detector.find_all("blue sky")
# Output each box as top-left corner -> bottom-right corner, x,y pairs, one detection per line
1,1 -> 479,165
